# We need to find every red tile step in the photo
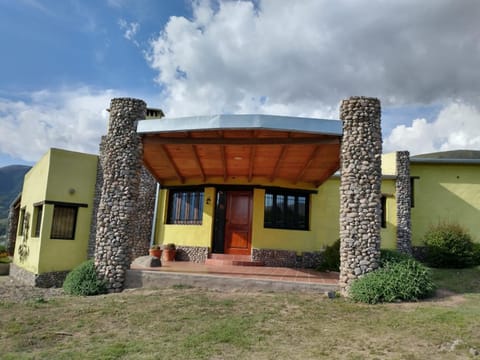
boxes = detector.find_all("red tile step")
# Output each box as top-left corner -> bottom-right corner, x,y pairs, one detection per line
205,253 -> 265,267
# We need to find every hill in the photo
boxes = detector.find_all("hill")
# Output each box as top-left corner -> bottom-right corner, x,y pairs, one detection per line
0,165 -> 30,237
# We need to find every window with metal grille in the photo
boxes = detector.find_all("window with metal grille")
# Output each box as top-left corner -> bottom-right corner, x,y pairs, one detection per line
167,189 -> 204,225
33,205 -> 43,237
51,205 -> 78,240
264,190 -> 309,230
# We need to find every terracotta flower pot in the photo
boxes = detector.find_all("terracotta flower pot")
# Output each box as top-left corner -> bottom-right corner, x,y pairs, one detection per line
163,249 -> 176,262
149,249 -> 162,258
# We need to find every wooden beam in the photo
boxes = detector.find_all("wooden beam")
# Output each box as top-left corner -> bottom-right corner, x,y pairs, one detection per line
157,145 -> 184,184
294,145 -> 322,184
143,136 -> 339,146
270,145 -> 289,182
190,145 -> 206,182
221,145 -> 227,181
314,162 -> 341,188
248,146 -> 256,182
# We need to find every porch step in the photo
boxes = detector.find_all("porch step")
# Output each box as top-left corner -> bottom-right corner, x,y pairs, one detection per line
205,254 -> 265,267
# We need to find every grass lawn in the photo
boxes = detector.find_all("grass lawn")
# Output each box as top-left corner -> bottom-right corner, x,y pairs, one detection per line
1,267 -> 479,360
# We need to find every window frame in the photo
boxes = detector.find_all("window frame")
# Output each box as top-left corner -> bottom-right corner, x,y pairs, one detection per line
380,195 -> 387,228
50,204 -> 79,240
264,189 -> 310,231
167,188 -> 205,225
32,204 -> 43,237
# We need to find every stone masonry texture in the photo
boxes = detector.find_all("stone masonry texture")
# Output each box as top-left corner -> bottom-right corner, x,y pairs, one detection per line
88,136 -> 106,259
94,98 -> 146,292
339,96 -> 382,294
396,151 -> 412,254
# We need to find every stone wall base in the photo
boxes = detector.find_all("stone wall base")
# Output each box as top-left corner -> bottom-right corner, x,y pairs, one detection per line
252,248 -> 323,268
10,263 -> 69,288
176,246 -> 209,263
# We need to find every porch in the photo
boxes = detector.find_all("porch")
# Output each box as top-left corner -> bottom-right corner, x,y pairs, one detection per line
127,260 -> 339,293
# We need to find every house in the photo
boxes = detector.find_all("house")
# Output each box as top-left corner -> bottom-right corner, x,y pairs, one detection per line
8,97 -> 480,290
10,148 -> 98,287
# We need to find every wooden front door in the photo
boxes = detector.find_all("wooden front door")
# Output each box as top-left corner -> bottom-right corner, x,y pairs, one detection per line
224,191 -> 253,255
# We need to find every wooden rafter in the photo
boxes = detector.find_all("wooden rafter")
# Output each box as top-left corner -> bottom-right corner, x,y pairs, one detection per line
221,145 -> 227,181
270,144 -> 289,182
248,146 -> 256,182
295,145 -> 321,184
158,145 -> 184,184
190,145 -> 206,182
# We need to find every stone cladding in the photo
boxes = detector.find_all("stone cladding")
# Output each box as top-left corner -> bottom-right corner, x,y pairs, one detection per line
130,167 -> 156,261
338,96 -> 382,294
87,136 -> 106,259
94,98 -> 146,292
396,151 -> 412,254
10,263 -> 68,288
252,248 -> 323,268
175,246 -> 209,263
6,194 -> 21,255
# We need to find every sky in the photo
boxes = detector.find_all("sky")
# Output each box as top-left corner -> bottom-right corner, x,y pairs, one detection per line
0,0 -> 479,167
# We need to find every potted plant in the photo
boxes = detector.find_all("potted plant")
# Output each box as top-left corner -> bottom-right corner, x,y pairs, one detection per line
149,245 -> 162,259
0,245 -> 11,276
162,243 -> 176,262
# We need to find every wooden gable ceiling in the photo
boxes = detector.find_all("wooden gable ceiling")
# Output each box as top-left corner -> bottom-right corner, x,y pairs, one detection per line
142,129 -> 340,187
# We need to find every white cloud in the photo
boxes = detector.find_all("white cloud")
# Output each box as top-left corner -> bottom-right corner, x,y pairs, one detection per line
118,18 -> 140,46
384,101 -> 480,155
147,0 -> 480,118
0,87 -> 118,162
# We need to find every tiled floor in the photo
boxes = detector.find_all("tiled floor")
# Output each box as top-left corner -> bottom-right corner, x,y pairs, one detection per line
131,260 -> 339,285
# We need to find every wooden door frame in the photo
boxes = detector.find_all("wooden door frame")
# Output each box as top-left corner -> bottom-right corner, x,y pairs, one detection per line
213,189 -> 253,255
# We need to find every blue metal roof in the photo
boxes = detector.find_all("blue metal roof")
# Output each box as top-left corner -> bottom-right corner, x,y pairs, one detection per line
137,114 -> 342,136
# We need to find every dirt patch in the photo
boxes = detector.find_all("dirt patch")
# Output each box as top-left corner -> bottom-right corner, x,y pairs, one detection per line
0,276 -> 65,303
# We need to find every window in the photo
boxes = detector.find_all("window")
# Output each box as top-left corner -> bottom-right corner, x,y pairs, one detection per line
380,195 -> 387,228
51,205 -> 78,240
264,190 -> 309,230
410,177 -> 417,208
167,189 -> 204,224
32,205 -> 43,237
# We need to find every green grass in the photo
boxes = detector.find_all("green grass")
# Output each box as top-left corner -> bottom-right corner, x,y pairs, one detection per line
1,268 -> 480,359
431,265 -> 480,294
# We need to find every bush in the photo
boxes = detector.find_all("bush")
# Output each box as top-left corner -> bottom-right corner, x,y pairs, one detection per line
63,260 -> 107,296
379,249 -> 412,266
316,239 -> 340,272
424,222 -> 477,268
349,254 -> 436,304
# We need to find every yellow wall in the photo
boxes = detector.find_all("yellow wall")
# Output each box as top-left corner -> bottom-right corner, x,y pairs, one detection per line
154,177 -> 398,253
14,149 -> 98,274
411,162 -> 480,245
381,152 -> 397,176
154,187 -> 215,247
13,150 -> 50,273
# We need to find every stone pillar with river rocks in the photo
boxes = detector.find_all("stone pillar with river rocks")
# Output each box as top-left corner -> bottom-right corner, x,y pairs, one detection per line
339,96 -> 382,294
395,151 -> 412,255
94,98 -> 146,292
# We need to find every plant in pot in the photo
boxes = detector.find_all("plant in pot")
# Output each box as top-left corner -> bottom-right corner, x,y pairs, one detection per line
0,245 -> 12,276
149,245 -> 162,259
163,243 -> 176,262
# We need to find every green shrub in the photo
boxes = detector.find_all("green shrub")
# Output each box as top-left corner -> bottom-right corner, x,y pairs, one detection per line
317,239 -> 340,272
379,249 -> 412,266
424,222 -> 477,268
63,260 -> 107,296
349,256 -> 436,304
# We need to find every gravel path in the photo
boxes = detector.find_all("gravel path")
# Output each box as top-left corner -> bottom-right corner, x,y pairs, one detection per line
0,276 -> 65,303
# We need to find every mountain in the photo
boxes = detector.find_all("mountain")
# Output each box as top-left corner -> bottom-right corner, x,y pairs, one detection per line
0,165 -> 30,236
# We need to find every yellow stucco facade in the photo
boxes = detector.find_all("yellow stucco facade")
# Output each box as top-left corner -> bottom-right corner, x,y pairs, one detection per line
13,148 -> 98,274
410,162 -> 480,245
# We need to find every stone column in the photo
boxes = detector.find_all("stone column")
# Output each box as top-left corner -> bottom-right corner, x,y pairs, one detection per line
339,96 -> 382,294
396,151 -> 412,254
6,194 -> 21,255
88,136 -> 106,259
129,167 -> 156,260
94,98 -> 146,292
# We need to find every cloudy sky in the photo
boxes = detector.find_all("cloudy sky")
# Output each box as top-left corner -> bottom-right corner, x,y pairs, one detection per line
0,0 -> 479,167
